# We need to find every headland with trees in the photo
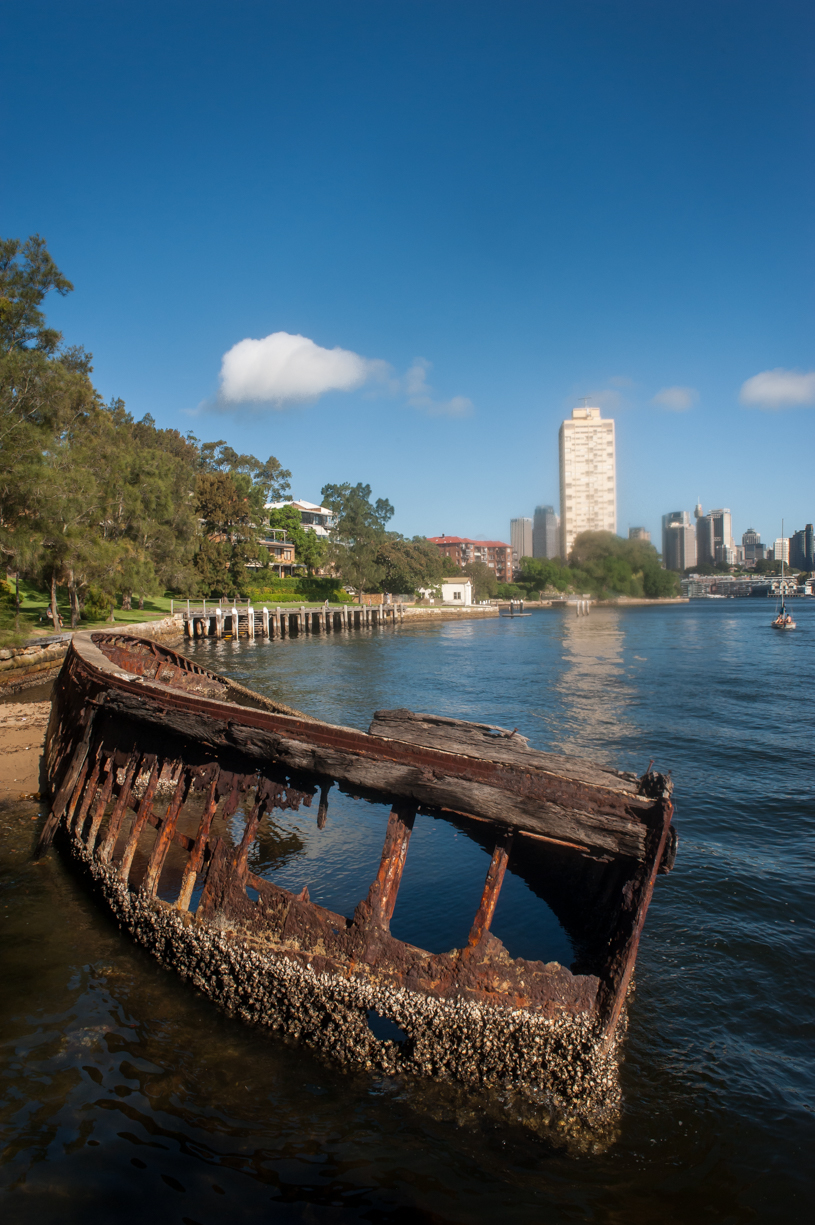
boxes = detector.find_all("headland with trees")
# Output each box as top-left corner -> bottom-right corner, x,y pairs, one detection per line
1,234 -> 679,646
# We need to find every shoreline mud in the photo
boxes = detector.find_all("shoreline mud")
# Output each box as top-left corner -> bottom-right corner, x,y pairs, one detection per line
0,701 -> 49,802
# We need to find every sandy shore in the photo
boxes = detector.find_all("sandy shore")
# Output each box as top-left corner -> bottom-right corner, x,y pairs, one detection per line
0,702 -> 50,802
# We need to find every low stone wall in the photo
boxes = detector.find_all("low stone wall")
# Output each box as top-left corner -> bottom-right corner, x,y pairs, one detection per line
400,606 -> 499,623
0,640 -> 70,695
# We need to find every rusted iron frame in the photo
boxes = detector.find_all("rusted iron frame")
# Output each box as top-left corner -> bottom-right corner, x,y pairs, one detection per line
466,830 -> 514,949
359,802 -> 416,928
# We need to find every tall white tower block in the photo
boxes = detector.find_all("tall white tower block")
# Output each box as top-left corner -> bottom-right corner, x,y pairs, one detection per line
558,406 -> 616,559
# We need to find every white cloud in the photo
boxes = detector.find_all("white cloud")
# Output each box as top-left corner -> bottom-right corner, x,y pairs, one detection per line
219,331 -> 387,406
739,368 -> 815,411
216,332 -> 472,416
652,385 -> 699,412
403,358 -> 473,417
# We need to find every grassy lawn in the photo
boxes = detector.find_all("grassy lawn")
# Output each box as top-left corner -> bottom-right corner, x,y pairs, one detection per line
0,583 -> 176,646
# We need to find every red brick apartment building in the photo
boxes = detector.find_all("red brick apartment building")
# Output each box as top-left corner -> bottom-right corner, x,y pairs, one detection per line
427,536 -> 513,583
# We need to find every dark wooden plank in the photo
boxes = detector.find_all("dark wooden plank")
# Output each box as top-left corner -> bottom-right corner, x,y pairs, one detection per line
598,798 -> 675,1047
368,709 -> 641,794
36,709 -> 96,854
86,757 -> 116,852
70,749 -> 103,837
98,750 -> 140,864
118,756 -> 161,881
175,772 -> 220,911
143,768 -> 189,896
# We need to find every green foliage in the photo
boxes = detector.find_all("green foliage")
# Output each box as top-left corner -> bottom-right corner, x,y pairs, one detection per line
82,584 -> 115,622
496,583 -> 526,599
460,561 -> 498,602
567,532 -> 680,599
375,535 -> 444,595
516,556 -> 570,595
753,557 -> 784,575
321,482 -> 394,599
245,576 -> 352,604
0,232 -> 292,615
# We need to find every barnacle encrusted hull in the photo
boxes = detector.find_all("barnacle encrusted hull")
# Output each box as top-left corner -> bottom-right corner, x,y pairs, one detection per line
39,632 -> 676,1132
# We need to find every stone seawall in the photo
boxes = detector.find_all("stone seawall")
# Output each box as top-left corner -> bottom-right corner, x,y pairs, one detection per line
400,606 -> 499,623
0,641 -> 70,695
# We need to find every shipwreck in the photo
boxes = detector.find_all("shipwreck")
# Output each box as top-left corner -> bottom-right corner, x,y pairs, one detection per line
38,632 -> 676,1130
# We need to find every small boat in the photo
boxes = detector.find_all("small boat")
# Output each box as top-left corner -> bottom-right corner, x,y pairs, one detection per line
771,519 -> 796,630
37,631 -> 677,1134
500,599 -> 532,617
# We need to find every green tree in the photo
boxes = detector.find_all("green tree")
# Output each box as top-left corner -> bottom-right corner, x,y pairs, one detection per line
461,560 -> 498,602
375,535 -> 445,595
567,531 -> 679,599
320,482 -> 394,601
516,556 -> 570,595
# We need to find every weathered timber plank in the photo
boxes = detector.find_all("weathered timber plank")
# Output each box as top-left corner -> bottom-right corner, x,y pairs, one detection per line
143,769 -> 189,895
176,772 -> 219,911
368,709 -> 640,794
36,708 -> 96,854
118,756 -> 161,881
95,690 -> 650,858
98,749 -> 140,864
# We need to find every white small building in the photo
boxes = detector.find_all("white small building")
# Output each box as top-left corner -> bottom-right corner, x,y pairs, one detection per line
441,578 -> 472,605
416,578 -> 473,605
266,499 -> 336,537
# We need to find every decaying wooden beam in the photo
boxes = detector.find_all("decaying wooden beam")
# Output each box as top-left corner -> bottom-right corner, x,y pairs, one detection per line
599,798 -> 674,1048
175,771 -> 220,911
36,708 -> 96,854
86,756 -> 116,851
98,749 -> 140,864
142,767 -> 189,896
118,756 -> 161,881
69,747 -> 102,836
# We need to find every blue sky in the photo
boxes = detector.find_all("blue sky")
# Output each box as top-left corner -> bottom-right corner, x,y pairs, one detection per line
3,1 -> 813,547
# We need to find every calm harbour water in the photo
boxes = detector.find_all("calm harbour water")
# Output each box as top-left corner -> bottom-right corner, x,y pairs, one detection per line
1,601 -> 813,1223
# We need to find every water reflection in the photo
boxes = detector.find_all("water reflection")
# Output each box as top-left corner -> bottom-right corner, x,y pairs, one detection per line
548,610 -> 635,759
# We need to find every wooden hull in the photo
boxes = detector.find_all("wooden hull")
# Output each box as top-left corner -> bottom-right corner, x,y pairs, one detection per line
38,631 -> 676,1132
